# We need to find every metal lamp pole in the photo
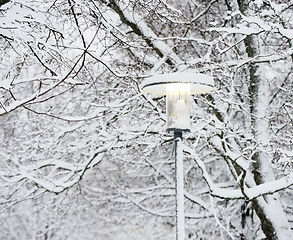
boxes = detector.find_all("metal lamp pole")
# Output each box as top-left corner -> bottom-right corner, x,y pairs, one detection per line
174,131 -> 184,240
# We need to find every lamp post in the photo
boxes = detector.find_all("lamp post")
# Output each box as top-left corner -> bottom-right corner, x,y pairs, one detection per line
141,72 -> 214,240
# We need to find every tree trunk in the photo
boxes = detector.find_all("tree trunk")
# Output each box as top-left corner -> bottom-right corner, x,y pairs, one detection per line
222,0 -> 293,238
246,36 -> 292,240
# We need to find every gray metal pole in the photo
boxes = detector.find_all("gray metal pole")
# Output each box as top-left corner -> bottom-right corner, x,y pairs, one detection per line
174,131 -> 185,240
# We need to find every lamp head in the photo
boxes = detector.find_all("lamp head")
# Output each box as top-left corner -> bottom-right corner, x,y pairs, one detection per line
141,72 -> 214,132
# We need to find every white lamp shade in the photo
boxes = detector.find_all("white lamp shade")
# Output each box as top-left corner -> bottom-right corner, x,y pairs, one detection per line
141,72 -> 214,95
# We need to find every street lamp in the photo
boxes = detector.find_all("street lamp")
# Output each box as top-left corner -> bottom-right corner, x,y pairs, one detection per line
141,72 -> 214,240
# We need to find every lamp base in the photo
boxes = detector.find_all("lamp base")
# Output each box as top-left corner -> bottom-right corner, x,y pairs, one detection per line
173,131 -> 183,140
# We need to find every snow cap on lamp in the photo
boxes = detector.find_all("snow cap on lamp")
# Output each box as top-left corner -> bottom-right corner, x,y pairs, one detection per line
141,72 -> 214,132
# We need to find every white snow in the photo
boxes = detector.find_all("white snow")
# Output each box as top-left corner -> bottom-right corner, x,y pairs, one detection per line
279,28 -> 293,38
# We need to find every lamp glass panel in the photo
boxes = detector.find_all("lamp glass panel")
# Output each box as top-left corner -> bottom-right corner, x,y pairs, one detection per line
166,83 -> 190,131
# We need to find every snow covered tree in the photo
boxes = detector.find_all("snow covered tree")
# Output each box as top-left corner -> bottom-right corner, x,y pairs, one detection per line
1,0 -> 293,239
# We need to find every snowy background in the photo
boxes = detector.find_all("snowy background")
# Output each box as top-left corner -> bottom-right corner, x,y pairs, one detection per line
1,0 -> 293,239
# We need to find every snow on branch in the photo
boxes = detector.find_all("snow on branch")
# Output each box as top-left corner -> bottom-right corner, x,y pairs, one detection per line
0,139 -> 117,193
245,173 -> 293,200
0,35 -> 93,116
183,145 -> 243,200
184,139 -> 293,201
103,0 -> 183,68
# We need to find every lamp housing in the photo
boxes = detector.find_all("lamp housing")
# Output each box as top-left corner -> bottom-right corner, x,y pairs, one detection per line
141,72 -> 214,132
